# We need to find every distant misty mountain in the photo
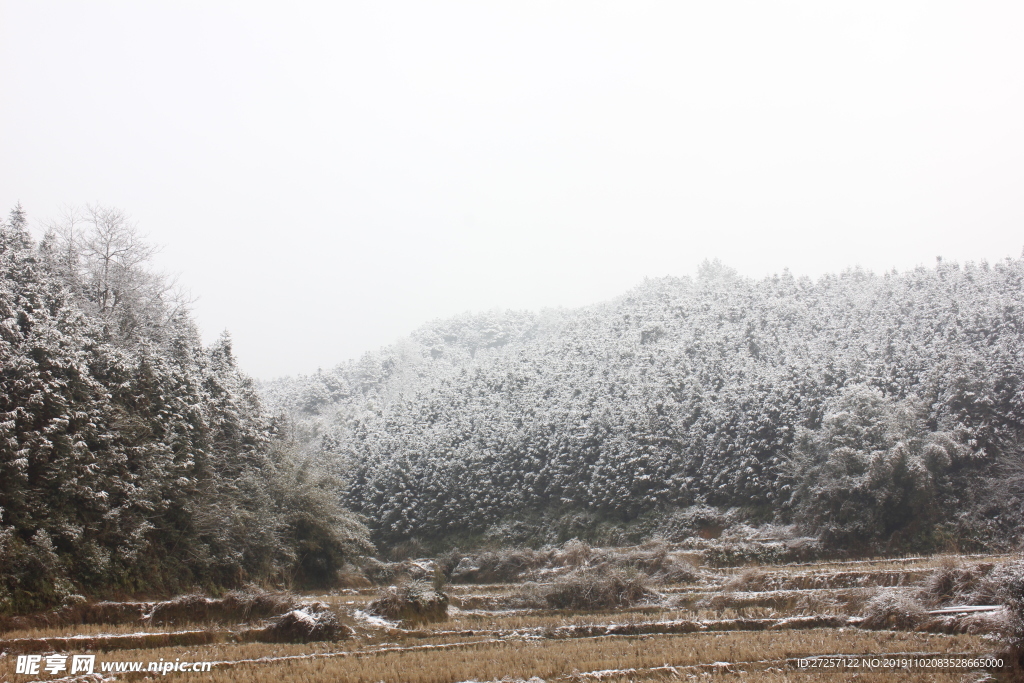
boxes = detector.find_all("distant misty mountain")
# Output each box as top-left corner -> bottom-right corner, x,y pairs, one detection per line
262,258 -> 1024,553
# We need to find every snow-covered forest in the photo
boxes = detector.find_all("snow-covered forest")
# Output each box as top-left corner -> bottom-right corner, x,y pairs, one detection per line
264,256 -> 1024,555
5,202 -> 1024,615
0,206 -> 371,614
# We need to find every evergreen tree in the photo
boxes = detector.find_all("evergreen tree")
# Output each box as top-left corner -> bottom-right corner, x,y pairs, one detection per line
1,206 -> 373,614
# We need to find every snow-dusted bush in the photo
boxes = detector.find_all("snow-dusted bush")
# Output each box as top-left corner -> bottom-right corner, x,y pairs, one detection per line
660,505 -> 731,541
587,543 -> 699,584
789,386 -> 963,552
148,588 -> 298,626
657,558 -> 701,584
702,541 -> 801,568
723,568 -> 772,593
990,560 -> 1024,648
260,602 -> 348,642
361,557 -> 405,585
556,539 -> 593,568
369,582 -> 449,624
860,590 -> 927,630
920,558 -> 995,607
533,568 -> 655,610
450,548 -> 552,583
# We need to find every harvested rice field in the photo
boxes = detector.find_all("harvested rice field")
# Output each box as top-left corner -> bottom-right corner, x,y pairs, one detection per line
1,549 -> 1019,682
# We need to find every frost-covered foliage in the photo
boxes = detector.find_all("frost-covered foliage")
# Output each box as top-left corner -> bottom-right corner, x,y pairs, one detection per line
860,589 -> 927,630
515,568 -> 654,610
369,581 -> 449,624
259,602 -> 348,642
786,386 -> 965,551
264,255 -> 1024,554
0,206 -> 371,614
993,565 -> 1024,678
919,558 -> 997,608
146,588 -> 299,625
440,540 -> 699,585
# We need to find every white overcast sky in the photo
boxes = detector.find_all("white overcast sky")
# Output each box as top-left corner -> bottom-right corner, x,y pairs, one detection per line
2,2 -> 1023,378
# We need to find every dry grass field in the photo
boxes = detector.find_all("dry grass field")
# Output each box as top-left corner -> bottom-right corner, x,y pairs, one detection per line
1,550 -> 1019,682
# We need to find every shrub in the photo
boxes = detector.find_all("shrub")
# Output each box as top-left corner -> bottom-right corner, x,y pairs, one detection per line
658,558 -> 701,584
556,539 -> 592,567
148,588 -> 298,626
675,505 -> 730,540
860,590 -> 926,630
431,564 -> 446,592
259,602 -> 348,642
369,581 -> 449,624
507,582 -> 548,609
538,569 -> 655,610
361,558 -> 404,585
450,556 -> 482,583
992,561 -> 1024,651
946,559 -> 1024,674
450,548 -> 552,583
588,542 -> 668,573
789,387 -> 957,553
387,539 -> 427,561
336,564 -> 372,588
920,558 -> 994,607
492,548 -> 551,580
700,540 -> 819,567
723,568 -> 771,593
435,547 -> 464,577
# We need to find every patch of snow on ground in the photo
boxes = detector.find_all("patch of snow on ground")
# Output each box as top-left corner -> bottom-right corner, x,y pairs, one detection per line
286,608 -> 317,626
352,609 -> 398,629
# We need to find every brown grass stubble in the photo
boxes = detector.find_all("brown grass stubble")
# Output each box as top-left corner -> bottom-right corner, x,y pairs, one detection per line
0,603 -> 995,680
581,671 -> 971,682
0,555 -> 1009,682
173,630 -> 990,683
1,629 -> 986,683
0,604 -> 832,641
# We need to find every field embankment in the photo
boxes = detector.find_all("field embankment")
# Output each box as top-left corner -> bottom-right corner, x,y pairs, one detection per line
2,545 -> 1021,682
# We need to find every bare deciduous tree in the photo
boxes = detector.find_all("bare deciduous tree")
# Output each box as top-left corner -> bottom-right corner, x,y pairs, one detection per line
44,204 -> 194,341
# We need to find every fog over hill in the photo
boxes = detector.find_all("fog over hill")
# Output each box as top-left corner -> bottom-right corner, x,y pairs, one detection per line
262,256 -> 1024,554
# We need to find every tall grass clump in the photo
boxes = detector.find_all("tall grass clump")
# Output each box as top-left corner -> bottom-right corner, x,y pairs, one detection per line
148,587 -> 298,626
520,568 -> 655,610
449,548 -> 553,583
920,557 -> 995,607
258,602 -> 348,643
369,581 -> 449,624
986,559 -> 1024,673
860,589 -> 926,630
